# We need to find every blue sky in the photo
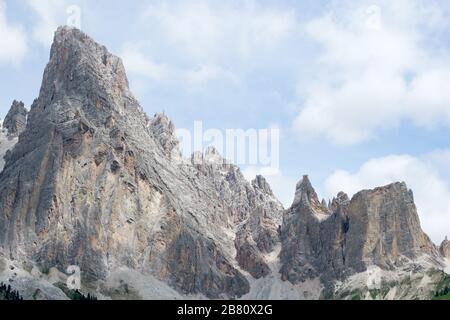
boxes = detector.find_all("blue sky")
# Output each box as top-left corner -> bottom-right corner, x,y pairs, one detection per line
1,0 -> 450,243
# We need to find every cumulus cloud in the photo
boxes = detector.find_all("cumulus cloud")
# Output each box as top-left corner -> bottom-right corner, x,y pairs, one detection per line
324,153 -> 450,244
0,0 -> 27,64
122,1 -> 298,91
294,0 -> 450,145
141,1 -> 297,62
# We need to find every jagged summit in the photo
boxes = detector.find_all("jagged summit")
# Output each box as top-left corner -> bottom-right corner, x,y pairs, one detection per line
149,113 -> 181,159
329,191 -> 350,212
292,175 -> 329,219
252,175 -> 274,195
440,237 -> 450,258
293,175 -> 318,205
39,26 -> 135,114
3,100 -> 28,138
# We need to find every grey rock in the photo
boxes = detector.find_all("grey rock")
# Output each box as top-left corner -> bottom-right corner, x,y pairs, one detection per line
0,26 -> 281,299
280,178 -> 438,286
440,237 -> 450,259
3,100 -> 28,138
0,26 -> 445,300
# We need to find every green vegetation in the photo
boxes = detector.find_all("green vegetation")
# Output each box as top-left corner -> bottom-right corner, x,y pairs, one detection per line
55,282 -> 97,301
430,271 -> 450,300
432,292 -> 450,300
351,292 -> 361,300
0,283 -> 23,300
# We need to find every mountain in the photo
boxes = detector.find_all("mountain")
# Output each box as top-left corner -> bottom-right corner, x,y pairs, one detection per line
0,26 -> 448,300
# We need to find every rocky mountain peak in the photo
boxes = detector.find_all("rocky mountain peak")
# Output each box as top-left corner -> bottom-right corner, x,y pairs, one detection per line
293,175 -> 319,205
440,237 -> 450,258
33,26 -> 138,126
3,100 -> 28,138
330,191 -> 350,212
204,146 -> 225,165
252,175 -> 274,196
149,113 -> 181,159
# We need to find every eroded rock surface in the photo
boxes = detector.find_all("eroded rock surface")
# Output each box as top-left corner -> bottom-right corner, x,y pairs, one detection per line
440,237 -> 450,259
280,177 -> 438,286
0,27 -> 281,299
3,100 -> 28,138
0,26 -> 447,300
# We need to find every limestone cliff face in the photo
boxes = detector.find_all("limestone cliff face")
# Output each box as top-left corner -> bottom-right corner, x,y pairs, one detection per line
187,147 -> 284,279
280,177 -> 438,285
343,183 -> 437,269
235,175 -> 283,279
0,27 -> 281,299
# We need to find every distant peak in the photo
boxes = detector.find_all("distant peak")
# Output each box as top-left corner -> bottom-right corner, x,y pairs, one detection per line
330,191 -> 350,212
252,175 -> 274,195
4,100 -> 28,138
150,113 -> 180,158
295,175 -> 315,195
293,175 -> 319,206
204,146 -> 225,165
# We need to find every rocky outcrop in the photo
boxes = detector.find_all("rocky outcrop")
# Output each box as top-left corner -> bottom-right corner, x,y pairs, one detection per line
280,177 -> 438,286
329,192 -> 349,212
149,113 -> 181,160
186,147 -> 284,279
342,183 -> 437,270
440,237 -> 450,259
235,175 -> 283,278
3,100 -> 28,138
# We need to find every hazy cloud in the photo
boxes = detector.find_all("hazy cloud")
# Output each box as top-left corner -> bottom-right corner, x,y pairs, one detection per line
0,0 -> 27,64
27,0 -> 68,46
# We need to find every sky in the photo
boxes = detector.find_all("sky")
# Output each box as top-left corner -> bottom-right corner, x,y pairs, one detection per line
1,0 -> 450,244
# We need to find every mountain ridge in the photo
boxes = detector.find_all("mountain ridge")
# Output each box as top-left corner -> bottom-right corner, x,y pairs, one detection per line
0,26 -> 448,300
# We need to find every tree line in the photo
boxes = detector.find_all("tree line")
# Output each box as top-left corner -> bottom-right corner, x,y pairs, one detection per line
0,283 -> 23,300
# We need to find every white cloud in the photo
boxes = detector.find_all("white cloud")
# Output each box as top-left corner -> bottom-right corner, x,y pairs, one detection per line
121,45 -> 169,80
324,153 -> 450,244
122,1 -> 298,91
0,0 -> 27,64
185,65 -> 239,87
27,0 -> 68,46
141,1 -> 297,62
121,45 -> 240,90
294,1 -> 450,145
